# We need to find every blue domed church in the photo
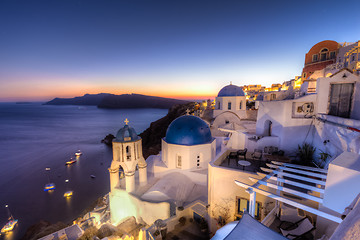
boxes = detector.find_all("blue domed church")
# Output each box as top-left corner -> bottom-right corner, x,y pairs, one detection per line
109,115 -> 217,227
211,83 -> 247,137
213,83 -> 246,119
160,115 -> 216,170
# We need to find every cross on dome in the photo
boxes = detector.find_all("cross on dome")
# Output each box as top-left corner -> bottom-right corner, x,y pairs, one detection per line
124,118 -> 129,125
185,109 -> 190,115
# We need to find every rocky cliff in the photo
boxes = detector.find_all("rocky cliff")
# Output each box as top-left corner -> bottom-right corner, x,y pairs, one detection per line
140,102 -> 196,159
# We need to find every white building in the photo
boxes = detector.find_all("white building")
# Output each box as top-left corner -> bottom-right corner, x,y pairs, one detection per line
213,83 -> 247,119
212,84 -> 249,137
108,115 -> 216,231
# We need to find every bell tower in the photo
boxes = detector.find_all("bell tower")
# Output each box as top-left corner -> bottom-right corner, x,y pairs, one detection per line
109,119 -> 147,193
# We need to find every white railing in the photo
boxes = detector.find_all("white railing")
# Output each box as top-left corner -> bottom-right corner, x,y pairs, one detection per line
261,205 -> 279,227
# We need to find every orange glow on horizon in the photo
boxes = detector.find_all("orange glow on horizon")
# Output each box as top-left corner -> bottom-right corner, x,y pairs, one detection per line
0,77 -> 219,101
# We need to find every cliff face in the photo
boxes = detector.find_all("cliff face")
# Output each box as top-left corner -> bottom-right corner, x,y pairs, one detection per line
97,94 -> 189,109
140,102 -> 195,159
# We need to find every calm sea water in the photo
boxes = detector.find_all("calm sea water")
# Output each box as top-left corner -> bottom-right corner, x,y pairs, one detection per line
0,103 -> 167,239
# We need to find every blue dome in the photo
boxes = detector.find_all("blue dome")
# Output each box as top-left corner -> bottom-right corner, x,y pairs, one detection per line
218,84 -> 245,97
115,125 -> 140,142
165,115 -> 213,146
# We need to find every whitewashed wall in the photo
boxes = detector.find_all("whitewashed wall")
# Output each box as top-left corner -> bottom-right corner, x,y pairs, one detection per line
110,189 -> 170,226
255,94 -> 316,153
213,96 -> 247,119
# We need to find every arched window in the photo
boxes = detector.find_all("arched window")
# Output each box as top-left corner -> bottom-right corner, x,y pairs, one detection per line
176,155 -> 182,168
264,120 -> 272,136
320,48 -> 328,61
228,102 -> 231,110
126,146 -> 131,160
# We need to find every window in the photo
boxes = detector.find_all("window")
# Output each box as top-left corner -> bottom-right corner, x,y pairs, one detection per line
218,101 -> 220,109
270,94 -> 276,101
303,72 -> 307,79
239,100 -> 242,110
330,51 -> 336,59
321,52 -> 327,61
228,102 -> 231,110
320,48 -> 328,61
329,83 -> 354,118
126,146 -> 131,160
312,54 -> 318,62
197,155 -> 200,167
225,120 -> 229,124
235,197 -> 261,220
352,54 -> 355,62
176,155 -> 182,168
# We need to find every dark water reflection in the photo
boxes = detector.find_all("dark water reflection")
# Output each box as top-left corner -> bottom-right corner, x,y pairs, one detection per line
0,103 -> 167,239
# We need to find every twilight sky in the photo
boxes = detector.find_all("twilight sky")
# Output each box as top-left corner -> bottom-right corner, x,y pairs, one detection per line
0,0 -> 359,101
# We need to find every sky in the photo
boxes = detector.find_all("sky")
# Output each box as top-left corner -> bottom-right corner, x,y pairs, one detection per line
0,0 -> 359,101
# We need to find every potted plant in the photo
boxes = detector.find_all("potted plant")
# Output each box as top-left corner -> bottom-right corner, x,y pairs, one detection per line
319,150 -> 332,168
296,143 -> 316,166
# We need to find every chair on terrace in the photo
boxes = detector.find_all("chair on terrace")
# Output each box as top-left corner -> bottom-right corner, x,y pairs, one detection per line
278,204 -> 306,229
251,149 -> 263,160
228,152 -> 238,166
280,217 -> 315,240
237,148 -> 247,160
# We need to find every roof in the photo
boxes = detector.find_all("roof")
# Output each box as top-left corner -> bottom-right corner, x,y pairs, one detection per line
115,124 -> 139,142
212,213 -> 288,240
165,115 -> 213,146
218,84 -> 245,97
39,224 -> 83,240
141,172 -> 195,202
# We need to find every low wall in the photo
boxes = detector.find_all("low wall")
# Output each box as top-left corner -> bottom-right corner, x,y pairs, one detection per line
110,189 -> 170,226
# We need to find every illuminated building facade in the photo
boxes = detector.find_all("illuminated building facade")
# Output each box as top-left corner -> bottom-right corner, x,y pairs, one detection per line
302,40 -> 340,80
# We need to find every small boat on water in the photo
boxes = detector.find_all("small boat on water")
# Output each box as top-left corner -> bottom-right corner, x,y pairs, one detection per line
44,168 -> 55,191
44,183 -> 56,191
90,175 -> 96,179
64,191 -> 73,197
1,205 -> 18,234
65,159 -> 77,166
75,150 -> 82,156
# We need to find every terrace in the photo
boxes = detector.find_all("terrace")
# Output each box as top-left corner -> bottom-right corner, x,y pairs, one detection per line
216,148 -> 291,174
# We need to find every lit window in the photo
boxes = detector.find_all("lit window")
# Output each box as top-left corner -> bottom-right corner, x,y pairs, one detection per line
270,94 -> 276,100
235,197 -> 261,220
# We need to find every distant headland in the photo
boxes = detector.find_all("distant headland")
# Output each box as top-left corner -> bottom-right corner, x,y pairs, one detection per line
44,93 -> 190,109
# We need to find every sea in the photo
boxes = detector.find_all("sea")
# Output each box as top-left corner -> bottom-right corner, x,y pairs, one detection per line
0,103 -> 167,240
